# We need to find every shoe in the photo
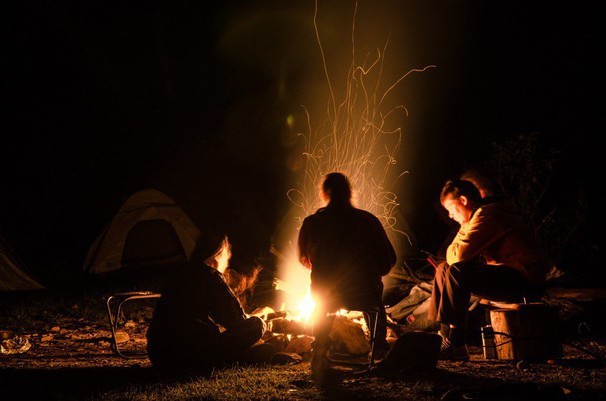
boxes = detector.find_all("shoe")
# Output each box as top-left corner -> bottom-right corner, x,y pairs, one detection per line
368,361 -> 397,378
438,336 -> 470,361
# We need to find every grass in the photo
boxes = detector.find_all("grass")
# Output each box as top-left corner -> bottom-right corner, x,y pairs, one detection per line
2,276 -> 606,401
70,364 -> 453,401
99,366 -> 316,401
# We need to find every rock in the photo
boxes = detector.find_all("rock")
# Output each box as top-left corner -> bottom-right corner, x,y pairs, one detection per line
0,330 -> 15,340
114,331 -> 130,344
284,335 -> 313,354
329,316 -> 370,355
41,334 -> 54,342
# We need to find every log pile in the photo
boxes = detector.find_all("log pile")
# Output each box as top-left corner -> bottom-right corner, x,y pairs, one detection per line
252,307 -> 371,357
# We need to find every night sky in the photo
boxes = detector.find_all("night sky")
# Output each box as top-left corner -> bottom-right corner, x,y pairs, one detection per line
4,1 -> 604,286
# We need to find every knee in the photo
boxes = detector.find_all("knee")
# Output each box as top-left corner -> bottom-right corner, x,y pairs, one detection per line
444,263 -> 465,282
434,261 -> 449,282
246,316 -> 266,337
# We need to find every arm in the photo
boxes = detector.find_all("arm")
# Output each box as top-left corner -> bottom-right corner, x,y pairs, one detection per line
297,218 -> 312,269
446,206 -> 512,265
207,269 -> 248,329
373,217 -> 397,276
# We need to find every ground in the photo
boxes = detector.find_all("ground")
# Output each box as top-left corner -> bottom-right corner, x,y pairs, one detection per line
1,288 -> 605,401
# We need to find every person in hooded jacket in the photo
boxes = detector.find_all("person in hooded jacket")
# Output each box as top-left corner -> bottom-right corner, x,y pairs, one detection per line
146,237 -> 270,373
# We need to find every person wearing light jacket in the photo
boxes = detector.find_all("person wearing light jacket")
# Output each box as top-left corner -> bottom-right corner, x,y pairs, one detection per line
429,178 -> 549,361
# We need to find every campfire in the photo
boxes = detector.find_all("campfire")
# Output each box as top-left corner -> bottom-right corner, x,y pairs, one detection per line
212,237 -> 375,357
254,266 -> 375,357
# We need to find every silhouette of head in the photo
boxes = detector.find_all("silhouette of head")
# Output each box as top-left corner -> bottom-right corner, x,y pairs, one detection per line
460,168 -> 498,199
190,233 -> 228,267
322,172 -> 352,205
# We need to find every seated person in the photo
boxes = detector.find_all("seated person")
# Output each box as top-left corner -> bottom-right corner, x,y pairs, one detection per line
297,172 -> 397,380
429,178 -> 549,361
146,236 -> 270,372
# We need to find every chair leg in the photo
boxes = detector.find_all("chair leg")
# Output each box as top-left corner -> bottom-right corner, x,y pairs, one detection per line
105,295 -> 121,356
358,311 -> 379,374
105,292 -> 161,359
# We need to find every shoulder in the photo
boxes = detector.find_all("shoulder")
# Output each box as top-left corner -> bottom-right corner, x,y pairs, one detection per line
476,200 -> 517,217
356,208 -> 377,218
308,207 -> 328,218
353,208 -> 383,224
474,201 -> 522,228
302,207 -> 327,225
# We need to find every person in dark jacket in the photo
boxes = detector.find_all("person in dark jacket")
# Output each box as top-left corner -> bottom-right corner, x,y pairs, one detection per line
298,172 -> 397,380
146,236 -> 270,373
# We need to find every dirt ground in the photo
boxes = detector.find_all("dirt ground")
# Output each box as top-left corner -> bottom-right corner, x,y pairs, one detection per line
1,289 -> 606,400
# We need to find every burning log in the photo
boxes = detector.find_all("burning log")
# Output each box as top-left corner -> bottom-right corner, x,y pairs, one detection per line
268,318 -> 312,336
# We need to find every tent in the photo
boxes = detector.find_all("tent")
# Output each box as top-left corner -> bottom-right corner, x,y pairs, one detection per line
0,236 -> 44,291
84,189 -> 201,274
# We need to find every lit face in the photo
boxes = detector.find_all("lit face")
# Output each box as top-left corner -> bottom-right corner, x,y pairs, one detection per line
442,194 -> 473,225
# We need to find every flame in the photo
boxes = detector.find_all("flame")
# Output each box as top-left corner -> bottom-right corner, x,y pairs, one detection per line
274,263 -> 318,324
295,289 -> 316,322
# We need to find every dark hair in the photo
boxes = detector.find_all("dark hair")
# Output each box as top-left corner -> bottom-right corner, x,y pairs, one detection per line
460,167 -> 498,198
322,172 -> 352,204
190,233 -> 226,264
440,178 -> 482,205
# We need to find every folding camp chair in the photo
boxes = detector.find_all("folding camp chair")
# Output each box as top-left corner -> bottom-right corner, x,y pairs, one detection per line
105,291 -> 161,358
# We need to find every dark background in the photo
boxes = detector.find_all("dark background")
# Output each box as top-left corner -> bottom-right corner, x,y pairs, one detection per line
3,1 -> 604,286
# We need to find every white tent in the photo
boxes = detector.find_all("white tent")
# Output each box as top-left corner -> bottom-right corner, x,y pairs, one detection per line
0,236 -> 44,291
84,189 -> 201,274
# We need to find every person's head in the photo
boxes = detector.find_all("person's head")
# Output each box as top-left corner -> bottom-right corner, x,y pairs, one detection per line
440,179 -> 482,225
460,168 -> 497,199
321,172 -> 352,205
190,233 -> 231,272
